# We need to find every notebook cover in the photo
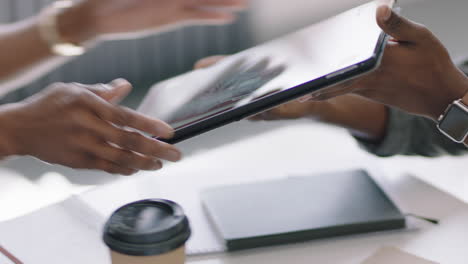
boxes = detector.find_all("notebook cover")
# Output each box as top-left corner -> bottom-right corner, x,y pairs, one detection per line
201,170 -> 406,251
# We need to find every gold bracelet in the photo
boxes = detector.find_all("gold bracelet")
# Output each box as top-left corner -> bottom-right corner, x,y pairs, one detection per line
38,0 -> 86,56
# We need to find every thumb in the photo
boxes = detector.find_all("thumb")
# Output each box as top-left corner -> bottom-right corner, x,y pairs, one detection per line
376,5 -> 425,43
91,79 -> 133,104
194,55 -> 227,69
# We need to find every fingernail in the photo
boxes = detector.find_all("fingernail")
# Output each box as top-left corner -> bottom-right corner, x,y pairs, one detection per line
379,5 -> 392,22
99,83 -> 113,91
151,161 -> 163,170
157,124 -> 175,138
167,150 -> 182,162
110,78 -> 130,87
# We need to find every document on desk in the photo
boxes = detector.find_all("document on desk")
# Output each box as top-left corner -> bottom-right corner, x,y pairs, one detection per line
362,247 -> 438,264
0,197 -> 109,264
0,176 -> 226,263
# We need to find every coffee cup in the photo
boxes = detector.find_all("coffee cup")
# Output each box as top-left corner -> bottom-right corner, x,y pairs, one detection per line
103,199 -> 191,264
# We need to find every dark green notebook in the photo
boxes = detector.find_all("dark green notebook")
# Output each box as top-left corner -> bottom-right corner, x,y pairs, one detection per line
201,170 -> 406,251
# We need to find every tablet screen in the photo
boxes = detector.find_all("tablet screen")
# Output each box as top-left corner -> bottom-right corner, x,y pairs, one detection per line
139,1 -> 388,129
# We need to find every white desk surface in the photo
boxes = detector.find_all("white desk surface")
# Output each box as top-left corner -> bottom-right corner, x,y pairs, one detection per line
1,120 -> 468,264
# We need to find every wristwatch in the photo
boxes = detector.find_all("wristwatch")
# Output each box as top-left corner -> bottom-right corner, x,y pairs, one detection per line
38,0 -> 85,56
437,92 -> 468,144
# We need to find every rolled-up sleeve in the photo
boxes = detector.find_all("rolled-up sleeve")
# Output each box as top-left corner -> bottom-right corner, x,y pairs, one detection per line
356,108 -> 467,157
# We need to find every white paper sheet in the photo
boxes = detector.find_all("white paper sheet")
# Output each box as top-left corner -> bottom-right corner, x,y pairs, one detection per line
0,198 -> 109,264
0,172 -> 227,264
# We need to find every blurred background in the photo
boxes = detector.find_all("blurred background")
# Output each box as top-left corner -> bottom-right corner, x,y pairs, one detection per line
2,0 -> 467,108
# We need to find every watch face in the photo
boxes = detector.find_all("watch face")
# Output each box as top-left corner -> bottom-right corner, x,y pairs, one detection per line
439,103 -> 468,142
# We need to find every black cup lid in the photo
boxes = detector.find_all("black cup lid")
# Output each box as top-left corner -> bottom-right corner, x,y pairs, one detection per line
103,199 -> 191,256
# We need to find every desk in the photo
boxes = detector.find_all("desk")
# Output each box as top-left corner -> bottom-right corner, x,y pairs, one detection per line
81,122 -> 468,264
1,121 -> 468,263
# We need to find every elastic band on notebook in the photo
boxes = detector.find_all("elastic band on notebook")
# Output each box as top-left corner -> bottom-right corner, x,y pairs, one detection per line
405,213 -> 440,225
0,245 -> 23,264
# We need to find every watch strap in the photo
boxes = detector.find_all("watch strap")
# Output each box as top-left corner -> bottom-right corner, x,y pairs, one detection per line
459,92 -> 468,147
463,93 -> 468,147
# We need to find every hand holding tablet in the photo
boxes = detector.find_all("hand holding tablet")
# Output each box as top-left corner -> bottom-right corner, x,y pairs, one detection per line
139,0 -> 395,143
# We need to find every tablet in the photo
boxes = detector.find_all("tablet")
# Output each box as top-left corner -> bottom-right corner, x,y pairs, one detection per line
138,0 -> 395,144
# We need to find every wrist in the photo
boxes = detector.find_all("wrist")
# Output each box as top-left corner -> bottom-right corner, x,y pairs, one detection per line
462,91 -> 468,106
0,104 -> 24,158
55,1 -> 99,45
317,96 -> 388,141
431,71 -> 468,120
311,100 -> 340,123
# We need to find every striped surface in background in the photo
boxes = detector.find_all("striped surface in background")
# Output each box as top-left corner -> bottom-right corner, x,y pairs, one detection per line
0,0 -> 252,105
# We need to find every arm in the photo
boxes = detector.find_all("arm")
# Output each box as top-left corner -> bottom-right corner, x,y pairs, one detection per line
248,94 -> 387,141
252,94 -> 467,157
0,15 -> 77,96
0,103 -> 19,158
356,107 -> 467,157
0,0 -> 247,95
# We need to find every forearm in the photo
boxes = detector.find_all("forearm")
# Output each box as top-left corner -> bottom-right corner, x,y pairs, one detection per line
0,18 -> 67,96
0,0 -> 245,96
0,103 -> 22,158
316,95 -> 388,142
0,2 -> 96,95
356,107 -> 467,157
